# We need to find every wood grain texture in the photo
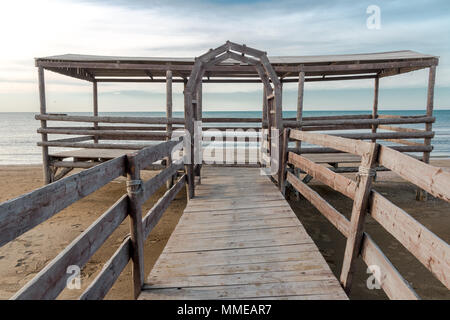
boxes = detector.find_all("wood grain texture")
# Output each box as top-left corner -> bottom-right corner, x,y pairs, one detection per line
12,195 -> 128,300
79,237 -> 131,300
139,167 -> 347,300
0,156 -> 126,247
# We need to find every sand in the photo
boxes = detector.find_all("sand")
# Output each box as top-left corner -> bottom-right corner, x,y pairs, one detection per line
0,160 -> 448,300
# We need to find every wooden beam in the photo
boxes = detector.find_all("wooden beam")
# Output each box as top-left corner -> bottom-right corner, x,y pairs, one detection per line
417,65 -> 436,201
370,191 -> 450,289
340,143 -> 380,293
79,237 -> 131,300
286,171 -> 350,237
36,114 -> 185,125
12,195 -> 128,299
93,81 -> 99,143
166,70 -> 174,188
371,76 -> 379,142
360,233 -> 419,300
0,156 -> 126,247
296,71 -> 305,152
126,153 -> 145,299
38,67 -> 52,184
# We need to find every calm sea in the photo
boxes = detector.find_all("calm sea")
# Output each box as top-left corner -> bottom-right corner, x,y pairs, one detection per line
0,110 -> 449,165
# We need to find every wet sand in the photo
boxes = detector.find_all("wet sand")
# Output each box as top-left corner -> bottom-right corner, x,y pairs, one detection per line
0,160 -> 448,299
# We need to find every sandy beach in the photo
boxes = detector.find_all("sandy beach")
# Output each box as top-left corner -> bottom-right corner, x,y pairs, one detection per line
0,160 -> 448,300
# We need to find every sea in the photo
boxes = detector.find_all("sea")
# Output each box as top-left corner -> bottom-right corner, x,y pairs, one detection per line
0,110 -> 449,165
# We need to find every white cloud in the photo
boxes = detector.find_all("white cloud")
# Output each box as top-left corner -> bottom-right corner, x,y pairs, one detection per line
0,0 -> 449,111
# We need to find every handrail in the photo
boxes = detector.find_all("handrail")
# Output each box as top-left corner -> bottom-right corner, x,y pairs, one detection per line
284,129 -> 450,299
0,138 -> 186,300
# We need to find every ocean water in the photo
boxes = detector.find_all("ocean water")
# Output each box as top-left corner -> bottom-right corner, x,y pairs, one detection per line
0,110 -> 449,165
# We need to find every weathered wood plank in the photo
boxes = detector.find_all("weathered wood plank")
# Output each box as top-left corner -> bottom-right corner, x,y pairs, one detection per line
360,233 -> 419,300
369,191 -> 450,289
79,237 -> 131,300
378,145 -> 450,202
290,130 -> 373,156
142,162 -> 183,200
288,152 -> 357,199
36,114 -> 185,125
0,156 -> 126,247
142,175 -> 186,240
12,195 -> 128,300
340,143 -> 379,293
286,172 -> 350,237
135,138 -> 183,170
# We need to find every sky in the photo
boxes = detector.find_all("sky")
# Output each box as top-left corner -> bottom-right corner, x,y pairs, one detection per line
0,0 -> 449,112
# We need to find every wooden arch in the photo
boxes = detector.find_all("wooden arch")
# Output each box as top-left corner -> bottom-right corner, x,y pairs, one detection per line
183,41 -> 284,198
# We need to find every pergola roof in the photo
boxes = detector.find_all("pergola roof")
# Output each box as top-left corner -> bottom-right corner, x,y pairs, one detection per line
35,50 -> 438,83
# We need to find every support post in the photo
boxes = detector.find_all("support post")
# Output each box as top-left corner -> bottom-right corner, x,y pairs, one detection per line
416,66 -> 436,201
183,80 -> 195,199
126,153 -> 145,299
166,70 -> 174,188
195,82 -> 203,184
93,81 -> 99,143
274,82 -> 284,189
294,71 -> 305,199
261,85 -> 268,165
371,76 -> 379,142
340,143 -> 380,294
38,67 -> 52,184
280,128 -> 290,196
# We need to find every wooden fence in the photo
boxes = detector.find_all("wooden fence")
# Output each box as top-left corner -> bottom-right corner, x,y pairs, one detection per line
0,138 -> 187,300
281,129 -> 450,299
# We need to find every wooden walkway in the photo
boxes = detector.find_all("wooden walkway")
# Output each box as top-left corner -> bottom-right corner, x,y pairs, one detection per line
138,167 -> 347,300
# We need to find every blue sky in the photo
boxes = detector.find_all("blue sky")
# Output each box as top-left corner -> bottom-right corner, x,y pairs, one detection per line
0,0 -> 449,112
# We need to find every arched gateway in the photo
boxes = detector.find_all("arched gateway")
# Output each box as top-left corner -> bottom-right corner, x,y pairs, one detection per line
183,41 -> 284,198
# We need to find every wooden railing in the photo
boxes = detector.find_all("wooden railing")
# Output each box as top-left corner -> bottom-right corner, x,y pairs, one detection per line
0,138 -> 187,300
280,129 -> 450,299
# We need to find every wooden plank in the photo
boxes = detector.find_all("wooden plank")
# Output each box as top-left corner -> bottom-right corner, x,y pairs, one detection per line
286,172 -> 350,237
139,166 -> 347,300
38,127 -> 169,139
142,162 -> 183,200
39,140 -> 153,150
285,116 -> 435,128
142,175 -> 186,240
290,145 -> 432,154
12,195 -> 128,300
290,130 -> 373,156
126,154 -> 145,299
38,66 -> 51,184
378,145 -> 450,202
145,270 -> 336,289
370,191 -> 450,289
139,280 -> 345,300
35,114 -> 185,125
340,143 -> 379,293
0,156 -> 126,247
288,152 -> 357,199
79,237 -> 131,300
135,138 -> 183,170
360,233 -> 419,300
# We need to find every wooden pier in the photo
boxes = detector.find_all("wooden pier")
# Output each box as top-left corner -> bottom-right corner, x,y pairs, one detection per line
139,167 -> 347,300
0,42 -> 448,300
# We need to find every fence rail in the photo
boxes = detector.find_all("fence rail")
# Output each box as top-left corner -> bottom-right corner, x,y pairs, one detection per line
282,128 -> 450,299
0,138 -> 186,300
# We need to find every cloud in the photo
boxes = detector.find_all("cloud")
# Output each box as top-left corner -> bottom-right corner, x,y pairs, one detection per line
0,0 -> 449,111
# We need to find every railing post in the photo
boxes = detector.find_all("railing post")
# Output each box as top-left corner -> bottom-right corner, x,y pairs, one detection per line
166,70 -> 174,189
38,66 -> 52,184
416,65 -> 436,201
280,128 -> 290,196
340,142 -> 380,294
126,153 -> 145,299
93,81 -> 99,144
